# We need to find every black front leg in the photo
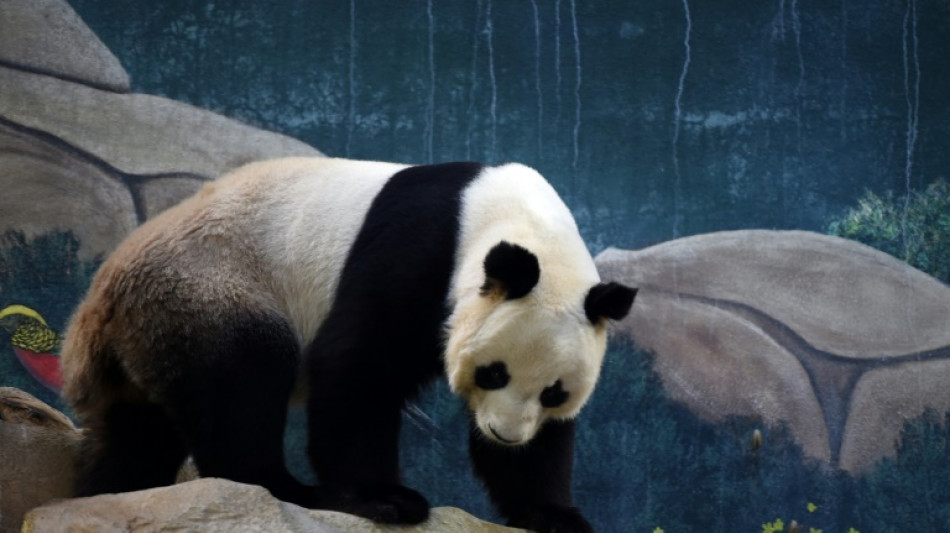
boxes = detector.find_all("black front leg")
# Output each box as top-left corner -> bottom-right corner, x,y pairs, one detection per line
469,417 -> 594,533
306,359 -> 429,524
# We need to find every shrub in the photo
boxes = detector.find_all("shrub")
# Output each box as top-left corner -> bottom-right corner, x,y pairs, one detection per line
828,180 -> 950,283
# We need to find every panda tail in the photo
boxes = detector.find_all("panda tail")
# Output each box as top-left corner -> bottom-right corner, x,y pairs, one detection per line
60,297 -> 133,419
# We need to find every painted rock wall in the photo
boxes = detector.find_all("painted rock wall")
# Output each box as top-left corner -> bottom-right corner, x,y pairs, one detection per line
0,0 -> 321,261
597,230 -> 950,472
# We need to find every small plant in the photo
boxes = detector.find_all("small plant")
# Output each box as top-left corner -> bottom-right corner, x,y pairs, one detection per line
828,179 -> 950,283
762,518 -> 784,533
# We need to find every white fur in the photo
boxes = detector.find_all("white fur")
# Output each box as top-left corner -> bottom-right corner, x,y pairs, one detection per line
445,163 -> 606,445
214,157 -> 408,347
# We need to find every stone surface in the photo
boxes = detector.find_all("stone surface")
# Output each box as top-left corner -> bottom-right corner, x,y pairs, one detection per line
23,478 -> 523,533
0,66 -> 320,179
0,0 -> 130,91
0,388 -> 82,533
0,2 -> 323,261
597,230 -> 950,472
0,120 -> 138,261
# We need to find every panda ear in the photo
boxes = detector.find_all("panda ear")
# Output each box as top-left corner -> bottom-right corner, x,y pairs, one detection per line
584,282 -> 637,324
481,241 -> 540,300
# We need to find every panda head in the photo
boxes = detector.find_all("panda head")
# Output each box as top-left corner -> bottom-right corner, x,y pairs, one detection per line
445,241 -> 636,446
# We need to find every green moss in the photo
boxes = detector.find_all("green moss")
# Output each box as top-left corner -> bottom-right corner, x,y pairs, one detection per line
828,180 -> 950,283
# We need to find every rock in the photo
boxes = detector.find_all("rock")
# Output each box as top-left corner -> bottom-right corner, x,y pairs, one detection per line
135,174 -> 213,222
0,119 -> 138,262
0,388 -> 509,532
0,388 -> 82,533
0,3 -> 322,260
22,478 -> 523,533
0,0 -> 130,92
0,66 -> 320,179
597,230 -> 950,472
0,387 -> 76,430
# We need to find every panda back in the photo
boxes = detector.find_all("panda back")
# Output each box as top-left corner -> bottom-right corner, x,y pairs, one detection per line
245,158 -> 410,345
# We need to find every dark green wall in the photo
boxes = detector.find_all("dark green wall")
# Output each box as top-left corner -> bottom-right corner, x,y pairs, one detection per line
71,0 -> 950,252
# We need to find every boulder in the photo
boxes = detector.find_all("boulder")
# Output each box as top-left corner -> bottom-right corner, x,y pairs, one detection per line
0,388 -> 82,533
22,478 -> 522,533
0,120 -> 137,262
597,230 -> 950,472
0,0 -> 322,261
0,66 -> 320,179
0,0 -> 129,91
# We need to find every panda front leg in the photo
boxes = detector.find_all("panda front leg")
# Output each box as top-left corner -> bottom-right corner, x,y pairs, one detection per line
305,362 -> 429,524
469,417 -> 595,533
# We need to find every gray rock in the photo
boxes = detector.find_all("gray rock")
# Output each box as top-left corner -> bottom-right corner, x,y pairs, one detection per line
597,230 -> 950,472
0,119 -> 138,261
0,0 -> 130,91
23,478 -> 523,533
0,388 -> 82,533
0,389 -> 515,533
0,65 -> 320,179
0,14 -> 321,260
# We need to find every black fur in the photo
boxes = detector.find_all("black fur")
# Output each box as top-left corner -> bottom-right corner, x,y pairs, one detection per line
304,162 -> 483,522
481,241 -> 541,299
469,417 -> 594,533
76,309 -> 312,506
540,380 -> 570,408
474,362 -> 510,390
584,282 -> 638,323
75,401 -> 188,497
163,311 -> 310,505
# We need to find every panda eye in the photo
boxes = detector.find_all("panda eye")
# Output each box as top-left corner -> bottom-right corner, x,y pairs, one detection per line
540,380 -> 570,408
474,362 -> 510,390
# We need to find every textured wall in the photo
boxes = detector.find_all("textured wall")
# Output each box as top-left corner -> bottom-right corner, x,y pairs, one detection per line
70,0 -> 950,252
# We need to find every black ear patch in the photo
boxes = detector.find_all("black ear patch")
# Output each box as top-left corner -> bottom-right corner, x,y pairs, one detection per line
584,282 -> 637,324
481,241 -> 540,300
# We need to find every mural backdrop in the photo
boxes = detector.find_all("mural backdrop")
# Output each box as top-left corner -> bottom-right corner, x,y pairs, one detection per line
2,1 -> 949,532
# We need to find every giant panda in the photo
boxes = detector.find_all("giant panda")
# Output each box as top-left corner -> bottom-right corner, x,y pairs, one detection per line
61,157 -> 636,533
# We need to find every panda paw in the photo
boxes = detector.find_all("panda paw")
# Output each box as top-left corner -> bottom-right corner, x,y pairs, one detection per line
318,484 -> 430,525
507,504 -> 594,533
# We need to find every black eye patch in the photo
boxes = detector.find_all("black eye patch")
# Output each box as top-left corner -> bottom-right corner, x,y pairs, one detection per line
540,380 -> 570,408
474,362 -> 510,390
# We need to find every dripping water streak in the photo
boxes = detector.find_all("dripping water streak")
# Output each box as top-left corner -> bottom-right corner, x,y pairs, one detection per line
839,0 -> 848,142
791,0 -> 804,153
465,0 -> 484,160
486,0 -> 498,162
570,0 -> 581,171
554,0 -> 562,125
772,0 -> 786,40
671,0 -> 691,239
531,0 -> 543,158
901,0 -> 919,260
900,0 -> 924,466
425,0 -> 435,163
345,0 -> 356,157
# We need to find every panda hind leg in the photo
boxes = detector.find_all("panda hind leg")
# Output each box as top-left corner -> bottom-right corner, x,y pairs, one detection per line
163,311 -> 314,507
75,398 -> 188,497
